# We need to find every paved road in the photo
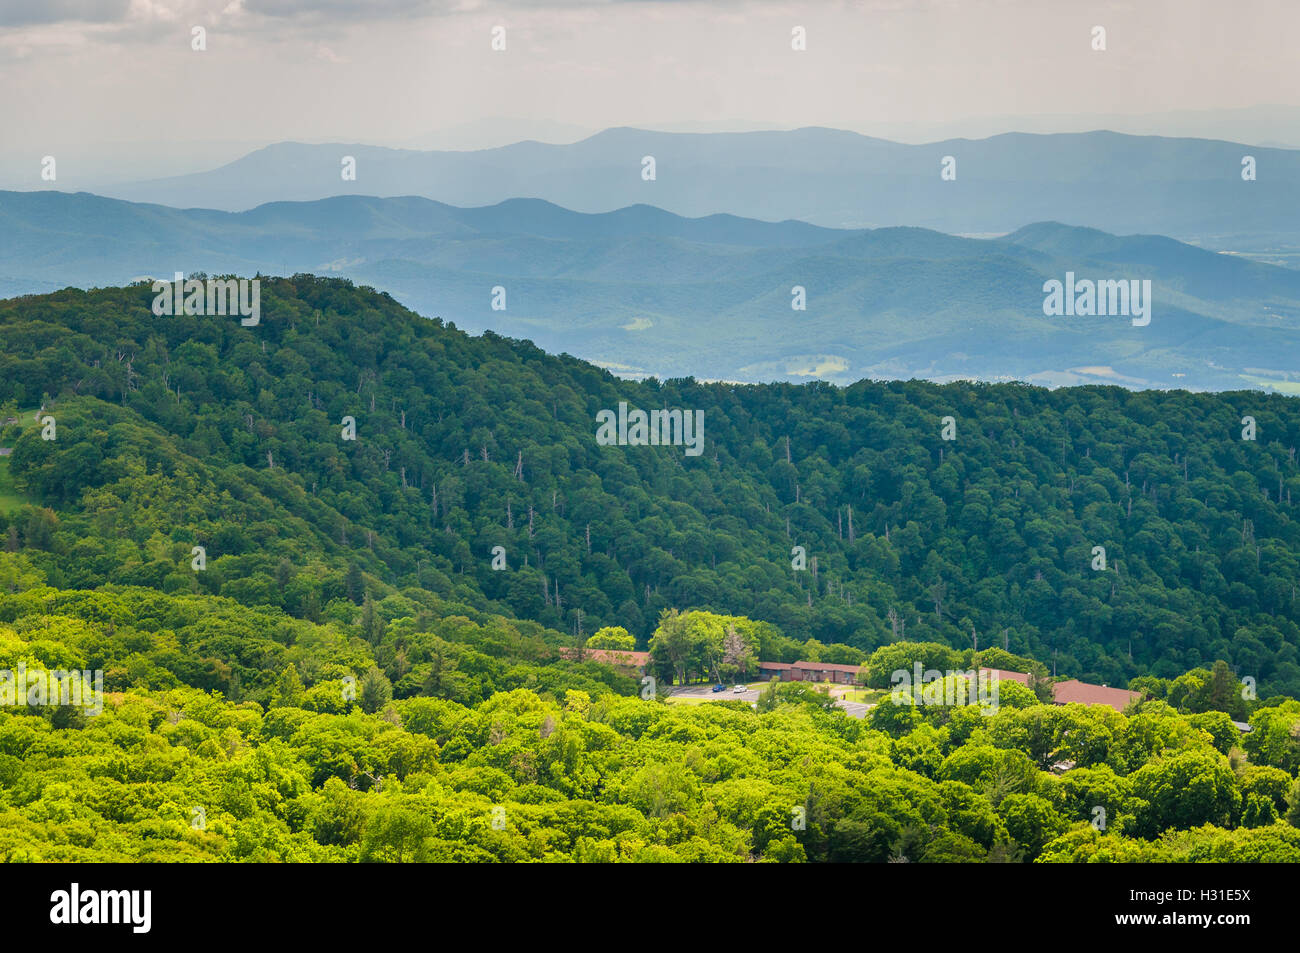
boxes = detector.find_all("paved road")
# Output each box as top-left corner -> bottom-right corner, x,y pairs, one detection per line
835,700 -> 871,719
666,684 -> 762,702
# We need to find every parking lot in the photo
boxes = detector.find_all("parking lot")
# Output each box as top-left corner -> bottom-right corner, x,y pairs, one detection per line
665,682 -> 762,703
663,682 -> 875,718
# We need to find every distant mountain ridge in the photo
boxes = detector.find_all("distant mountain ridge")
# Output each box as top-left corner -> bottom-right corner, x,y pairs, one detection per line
86,127 -> 1300,262
4,189 -> 1300,392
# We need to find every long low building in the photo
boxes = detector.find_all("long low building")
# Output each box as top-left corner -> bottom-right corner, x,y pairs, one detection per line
758,660 -> 862,684
1049,678 -> 1145,710
978,668 -> 1144,712
569,650 -> 1147,709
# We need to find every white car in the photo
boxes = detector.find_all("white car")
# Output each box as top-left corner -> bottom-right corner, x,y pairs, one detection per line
733,684 -> 747,693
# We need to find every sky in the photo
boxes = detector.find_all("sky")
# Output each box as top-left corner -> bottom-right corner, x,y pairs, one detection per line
2,0 -> 1299,185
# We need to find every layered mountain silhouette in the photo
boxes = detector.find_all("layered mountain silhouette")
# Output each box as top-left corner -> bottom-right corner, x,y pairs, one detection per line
89,128 -> 1300,261
5,189 -> 1300,391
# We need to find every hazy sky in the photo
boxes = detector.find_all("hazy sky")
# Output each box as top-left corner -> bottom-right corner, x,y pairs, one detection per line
2,0 -> 1299,181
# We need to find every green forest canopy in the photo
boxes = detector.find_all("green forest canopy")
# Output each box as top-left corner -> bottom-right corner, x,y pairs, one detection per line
1,276 -> 1299,862
2,276 -> 1298,694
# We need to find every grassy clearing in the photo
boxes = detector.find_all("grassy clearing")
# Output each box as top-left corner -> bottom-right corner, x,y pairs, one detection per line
0,458 -> 31,514
0,407 -> 42,513
837,687 -> 887,704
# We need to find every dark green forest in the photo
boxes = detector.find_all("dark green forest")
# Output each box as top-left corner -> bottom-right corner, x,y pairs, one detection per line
2,277 -> 1300,863
3,276 -> 1299,694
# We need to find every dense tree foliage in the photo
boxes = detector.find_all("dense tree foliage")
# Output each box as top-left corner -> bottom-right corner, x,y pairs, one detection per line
1,278 -> 1298,862
3,278 -> 1299,695
0,576 -> 1297,862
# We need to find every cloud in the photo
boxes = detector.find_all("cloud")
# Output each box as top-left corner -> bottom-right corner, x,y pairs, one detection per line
0,0 -> 132,27
0,0 -> 995,31
0,0 -> 633,30
244,0 -> 435,18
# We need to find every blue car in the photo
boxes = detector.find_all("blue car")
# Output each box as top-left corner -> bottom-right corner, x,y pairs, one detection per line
711,683 -> 726,693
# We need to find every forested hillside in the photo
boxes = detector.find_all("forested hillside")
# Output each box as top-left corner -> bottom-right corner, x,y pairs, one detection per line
1,579 -> 1299,862
3,277 -> 1299,695
3,277 -> 1300,863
